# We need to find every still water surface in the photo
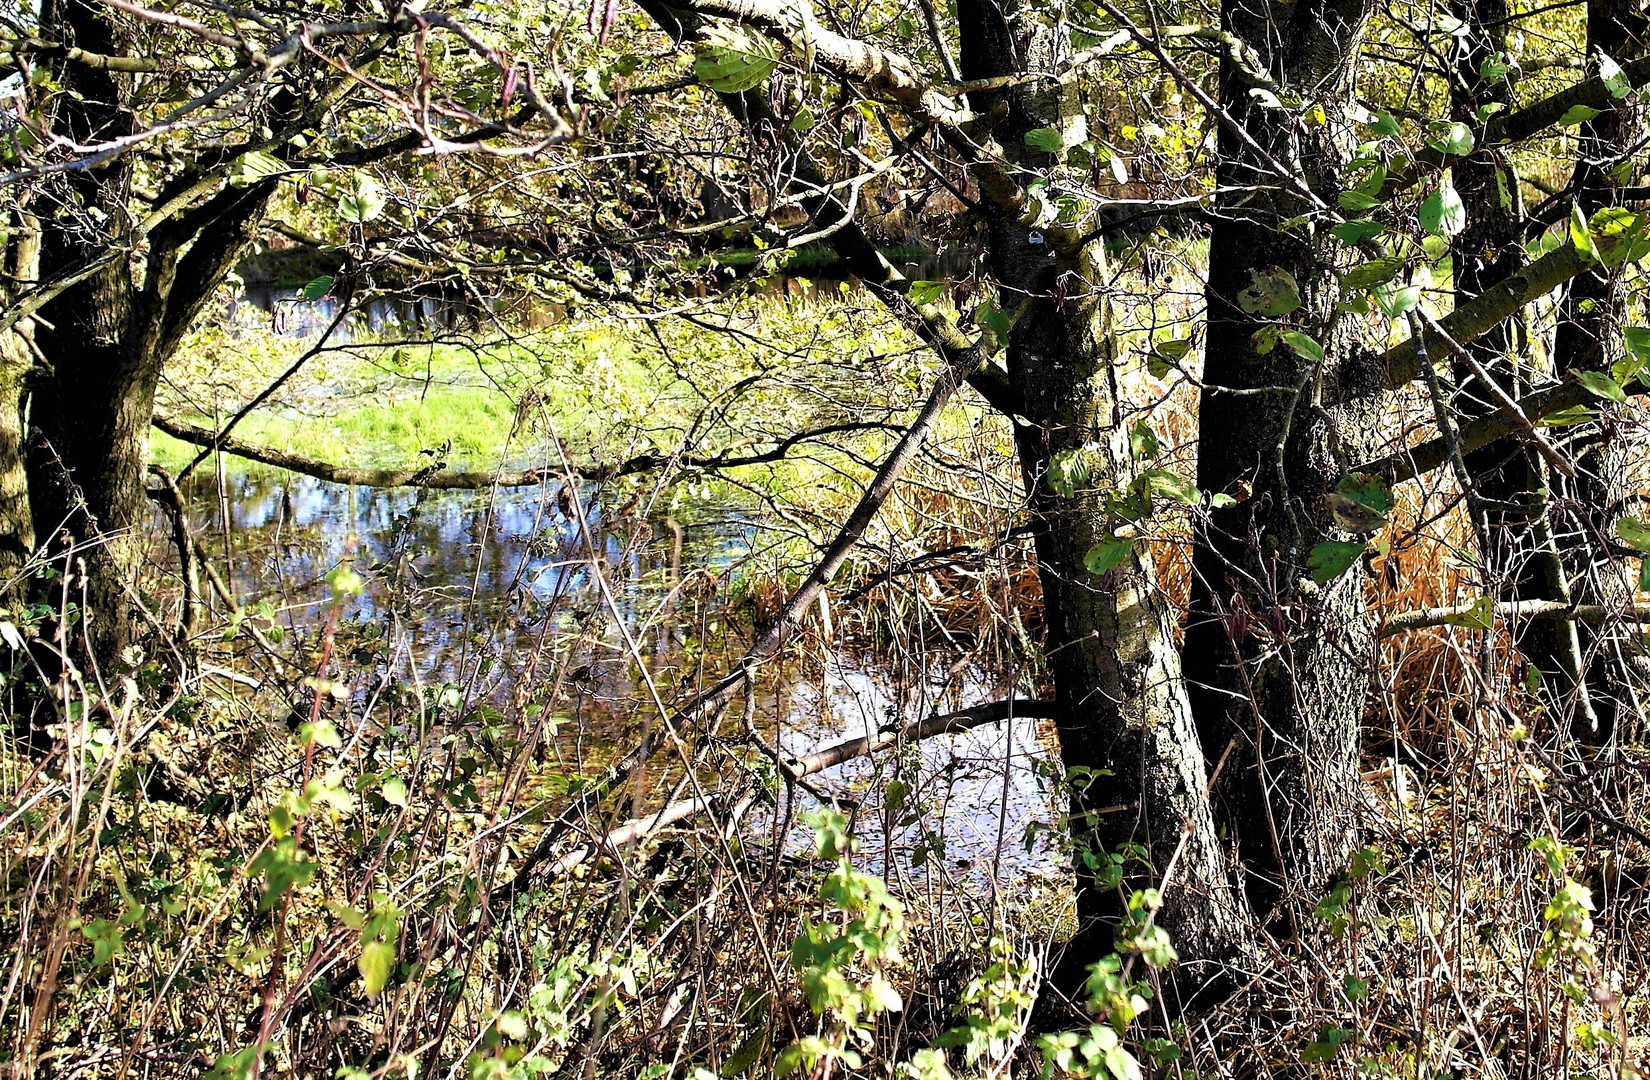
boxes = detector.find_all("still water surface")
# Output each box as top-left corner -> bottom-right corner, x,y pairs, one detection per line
154,452 -> 1059,882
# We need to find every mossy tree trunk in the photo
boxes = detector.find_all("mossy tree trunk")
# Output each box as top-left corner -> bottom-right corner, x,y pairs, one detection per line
1548,0 -> 1649,748
15,0 -> 275,694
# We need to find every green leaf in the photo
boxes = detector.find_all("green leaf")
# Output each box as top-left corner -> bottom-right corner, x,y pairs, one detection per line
1443,595 -> 1496,629
1640,558 -> 1650,593
1599,50 -> 1631,99
1301,1025 -> 1355,1064
1588,207 -> 1650,268
1419,177 -> 1467,236
336,172 -> 386,224
1136,468 -> 1200,506
1577,370 -> 1626,402
722,1029 -> 769,1076
1615,516 -> 1650,553
1084,536 -> 1136,576
300,276 -> 334,301
1537,405 -> 1595,427
1146,337 -> 1191,378
693,24 -> 778,93
1560,104 -> 1602,126
1373,280 -> 1422,318
1342,254 -> 1406,290
1367,109 -> 1401,136
1129,420 -> 1159,459
977,299 -> 1012,340
1626,327 -> 1650,363
1426,121 -> 1475,156
907,280 -> 947,305
381,777 -> 408,808
1279,330 -> 1325,362
1103,1044 -> 1143,1080
360,940 -> 395,996
1330,219 -> 1385,245
1328,472 -> 1393,531
1236,266 -> 1302,317
1047,448 -> 1090,498
1338,190 -> 1381,212
227,151 -> 287,187
1355,162 -> 1388,197
1024,126 -> 1065,154
248,837 -> 316,911
1308,541 -> 1364,584
81,918 -> 125,966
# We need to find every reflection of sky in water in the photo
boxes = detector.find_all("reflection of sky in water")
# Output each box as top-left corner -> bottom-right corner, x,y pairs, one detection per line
765,657 -> 1059,880
156,468 -> 1058,875
229,286 -> 454,343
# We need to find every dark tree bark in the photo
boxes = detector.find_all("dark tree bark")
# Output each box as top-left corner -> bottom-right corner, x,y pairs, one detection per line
1448,0 -> 1594,729
954,0 -> 1249,983
15,0 -> 276,687
1185,0 -> 1377,919
0,214 -> 38,584
1547,0 -> 1649,747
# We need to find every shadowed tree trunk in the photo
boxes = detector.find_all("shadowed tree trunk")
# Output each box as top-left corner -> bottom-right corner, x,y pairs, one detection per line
0,214 -> 38,584
956,0 -> 1250,987
1185,0 -> 1378,920
14,0 -> 275,700
1548,0 -> 1649,748
1449,0 -> 1593,730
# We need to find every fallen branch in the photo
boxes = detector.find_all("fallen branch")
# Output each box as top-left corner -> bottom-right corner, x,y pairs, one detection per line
152,414 -> 900,489
1380,600 -> 1650,637
521,697 -> 1057,885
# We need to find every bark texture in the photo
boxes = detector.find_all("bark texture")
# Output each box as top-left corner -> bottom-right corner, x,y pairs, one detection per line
22,0 -> 275,681
1449,0 -> 1593,726
0,213 -> 38,584
1547,0 -> 1649,747
957,0 -> 1249,980
1186,0 -> 1377,918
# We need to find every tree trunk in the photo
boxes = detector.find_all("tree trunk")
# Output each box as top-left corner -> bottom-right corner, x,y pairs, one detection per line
1185,0 -> 1376,919
22,0 -> 274,685
956,0 -> 1249,980
1450,0 -> 1594,728
0,213 -> 39,583
1548,0 -> 1648,748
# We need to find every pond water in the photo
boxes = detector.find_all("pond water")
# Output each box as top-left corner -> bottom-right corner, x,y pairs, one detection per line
152,409 -> 1059,885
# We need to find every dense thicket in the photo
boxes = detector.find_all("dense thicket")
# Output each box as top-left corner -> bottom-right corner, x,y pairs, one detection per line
4,0 -> 1650,1072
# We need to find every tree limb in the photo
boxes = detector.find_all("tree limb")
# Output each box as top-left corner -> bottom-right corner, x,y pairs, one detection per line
1381,600 -> 1650,636
152,415 -> 904,488
1357,375 -> 1640,485
1339,240 -> 1588,402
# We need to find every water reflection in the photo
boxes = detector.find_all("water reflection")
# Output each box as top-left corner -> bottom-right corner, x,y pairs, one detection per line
153,466 -> 1059,876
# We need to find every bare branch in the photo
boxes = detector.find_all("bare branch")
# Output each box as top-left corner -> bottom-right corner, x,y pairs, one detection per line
1381,600 -> 1650,636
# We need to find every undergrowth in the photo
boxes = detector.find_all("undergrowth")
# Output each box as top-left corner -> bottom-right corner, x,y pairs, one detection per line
4,280 -> 1650,1078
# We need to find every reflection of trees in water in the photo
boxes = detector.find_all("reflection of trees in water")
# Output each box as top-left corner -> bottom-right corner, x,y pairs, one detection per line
144,466 -> 1053,875
153,468 -> 755,698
